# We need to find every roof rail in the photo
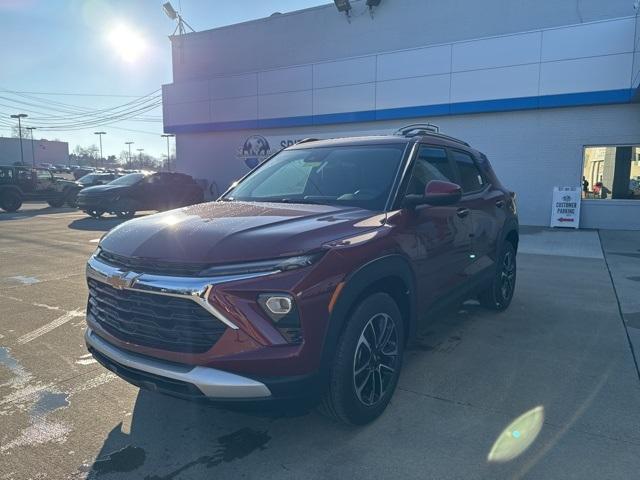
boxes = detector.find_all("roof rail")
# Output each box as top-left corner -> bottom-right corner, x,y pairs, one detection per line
394,123 -> 439,136
295,138 -> 319,145
394,123 -> 469,147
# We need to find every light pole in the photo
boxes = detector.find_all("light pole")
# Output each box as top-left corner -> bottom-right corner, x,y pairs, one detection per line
136,148 -> 144,168
10,113 -> 28,165
125,142 -> 134,169
25,127 -> 36,168
161,134 -> 174,172
94,131 -> 106,168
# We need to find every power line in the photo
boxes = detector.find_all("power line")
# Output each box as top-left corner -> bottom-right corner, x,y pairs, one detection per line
3,90 -> 149,98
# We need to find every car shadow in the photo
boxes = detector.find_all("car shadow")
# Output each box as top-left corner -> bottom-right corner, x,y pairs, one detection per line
68,213 -> 150,231
0,205 -> 78,220
79,301 -> 478,479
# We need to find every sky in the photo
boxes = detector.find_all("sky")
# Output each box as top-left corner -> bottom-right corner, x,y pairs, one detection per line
0,0 -> 325,160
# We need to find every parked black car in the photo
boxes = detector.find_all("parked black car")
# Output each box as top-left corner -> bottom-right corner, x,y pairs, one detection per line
0,166 -> 77,212
65,172 -> 121,207
76,172 -> 204,218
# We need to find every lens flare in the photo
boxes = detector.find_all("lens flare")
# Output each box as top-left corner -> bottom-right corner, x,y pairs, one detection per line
488,405 -> 545,463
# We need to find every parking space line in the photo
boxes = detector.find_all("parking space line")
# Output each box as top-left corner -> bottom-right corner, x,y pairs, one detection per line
16,309 -> 85,345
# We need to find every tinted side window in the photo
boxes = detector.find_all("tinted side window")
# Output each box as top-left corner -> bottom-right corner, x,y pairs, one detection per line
451,150 -> 485,193
37,170 -> 52,181
406,146 -> 455,195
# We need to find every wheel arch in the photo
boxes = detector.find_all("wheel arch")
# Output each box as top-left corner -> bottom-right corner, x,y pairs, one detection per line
320,254 -> 417,374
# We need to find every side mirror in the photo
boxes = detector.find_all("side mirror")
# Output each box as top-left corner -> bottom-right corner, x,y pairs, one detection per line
403,180 -> 462,208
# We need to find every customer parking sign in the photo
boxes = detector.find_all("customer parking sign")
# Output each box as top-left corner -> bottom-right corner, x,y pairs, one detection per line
550,186 -> 580,228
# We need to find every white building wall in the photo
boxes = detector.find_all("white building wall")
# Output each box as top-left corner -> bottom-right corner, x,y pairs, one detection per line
0,137 -> 69,166
169,0 -> 635,80
164,16 -> 637,130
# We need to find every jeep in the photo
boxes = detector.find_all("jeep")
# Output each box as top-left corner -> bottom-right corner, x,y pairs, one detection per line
0,166 -> 78,212
84,125 -> 518,424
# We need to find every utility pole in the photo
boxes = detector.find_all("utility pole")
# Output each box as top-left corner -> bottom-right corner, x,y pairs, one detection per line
125,141 -> 134,169
25,127 -> 36,168
94,132 -> 106,168
136,148 -> 144,169
161,134 -> 174,172
10,113 -> 28,166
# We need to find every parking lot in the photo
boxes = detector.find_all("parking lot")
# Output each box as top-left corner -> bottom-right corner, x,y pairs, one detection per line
1,203 -> 640,479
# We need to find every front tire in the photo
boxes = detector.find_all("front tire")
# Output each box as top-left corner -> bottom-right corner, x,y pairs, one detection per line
478,242 -> 517,310
114,198 -> 136,219
85,209 -> 104,219
319,293 -> 404,425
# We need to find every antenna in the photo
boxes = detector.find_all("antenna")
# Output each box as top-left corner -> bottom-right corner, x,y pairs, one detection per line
163,1 -> 195,35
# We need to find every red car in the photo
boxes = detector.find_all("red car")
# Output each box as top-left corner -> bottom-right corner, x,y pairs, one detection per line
85,124 -> 518,424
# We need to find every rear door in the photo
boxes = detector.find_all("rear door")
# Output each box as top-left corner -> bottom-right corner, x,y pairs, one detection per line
449,148 -> 502,277
34,169 -> 56,196
399,145 -> 473,306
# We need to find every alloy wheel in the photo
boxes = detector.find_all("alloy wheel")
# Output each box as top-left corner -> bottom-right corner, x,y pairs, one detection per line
500,250 -> 516,301
353,312 -> 399,407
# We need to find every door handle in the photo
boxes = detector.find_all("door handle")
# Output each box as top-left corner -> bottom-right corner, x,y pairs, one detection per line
456,208 -> 470,218
495,199 -> 505,208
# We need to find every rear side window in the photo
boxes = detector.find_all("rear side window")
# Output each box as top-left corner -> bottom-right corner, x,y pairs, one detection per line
451,150 -> 485,193
0,168 -> 13,183
405,146 -> 456,195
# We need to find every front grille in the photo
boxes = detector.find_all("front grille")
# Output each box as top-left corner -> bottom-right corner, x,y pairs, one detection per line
87,278 -> 226,354
97,249 -> 208,277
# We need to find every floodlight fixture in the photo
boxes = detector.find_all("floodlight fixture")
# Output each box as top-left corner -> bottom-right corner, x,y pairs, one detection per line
334,0 -> 352,12
162,1 -> 195,35
163,2 -> 178,20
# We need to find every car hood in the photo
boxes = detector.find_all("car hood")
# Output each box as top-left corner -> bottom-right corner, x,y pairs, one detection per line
99,201 -> 386,265
80,184 -> 129,195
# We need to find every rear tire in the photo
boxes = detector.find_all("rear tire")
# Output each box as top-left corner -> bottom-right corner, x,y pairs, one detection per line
478,242 -> 517,311
0,191 -> 22,212
319,293 -> 404,425
47,197 -> 65,208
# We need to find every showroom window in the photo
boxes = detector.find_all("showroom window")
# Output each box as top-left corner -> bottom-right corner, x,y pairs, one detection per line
582,145 -> 640,200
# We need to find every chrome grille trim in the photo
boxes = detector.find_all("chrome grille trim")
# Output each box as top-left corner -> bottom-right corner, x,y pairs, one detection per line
86,253 -> 278,330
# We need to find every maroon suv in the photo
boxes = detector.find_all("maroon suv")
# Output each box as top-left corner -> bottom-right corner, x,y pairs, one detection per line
85,125 -> 518,424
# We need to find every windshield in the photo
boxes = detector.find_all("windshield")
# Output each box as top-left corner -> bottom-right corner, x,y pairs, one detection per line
108,173 -> 145,186
78,174 -> 97,183
224,144 -> 406,210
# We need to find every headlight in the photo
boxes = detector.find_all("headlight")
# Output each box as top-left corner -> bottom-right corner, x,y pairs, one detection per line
198,252 -> 324,277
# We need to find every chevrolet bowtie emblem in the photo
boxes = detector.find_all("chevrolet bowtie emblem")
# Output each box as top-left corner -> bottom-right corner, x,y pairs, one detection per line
105,271 -> 140,290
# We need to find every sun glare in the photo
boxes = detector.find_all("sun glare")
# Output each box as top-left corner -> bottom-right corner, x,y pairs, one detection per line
107,24 -> 147,63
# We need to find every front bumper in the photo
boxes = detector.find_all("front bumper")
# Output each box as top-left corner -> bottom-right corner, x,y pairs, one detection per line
85,328 -> 272,399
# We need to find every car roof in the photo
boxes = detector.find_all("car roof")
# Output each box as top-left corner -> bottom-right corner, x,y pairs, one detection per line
286,135 -> 411,149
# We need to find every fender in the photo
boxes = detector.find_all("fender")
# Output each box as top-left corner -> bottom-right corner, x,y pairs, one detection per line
499,217 -> 519,256
319,254 -> 417,375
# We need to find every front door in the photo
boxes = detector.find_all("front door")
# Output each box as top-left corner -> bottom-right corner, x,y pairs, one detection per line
398,145 -> 473,309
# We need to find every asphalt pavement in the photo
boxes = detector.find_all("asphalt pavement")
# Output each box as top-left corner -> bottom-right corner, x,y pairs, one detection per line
1,203 -> 639,479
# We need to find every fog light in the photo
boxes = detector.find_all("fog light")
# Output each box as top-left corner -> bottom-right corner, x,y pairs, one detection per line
265,296 -> 292,315
257,294 -> 302,344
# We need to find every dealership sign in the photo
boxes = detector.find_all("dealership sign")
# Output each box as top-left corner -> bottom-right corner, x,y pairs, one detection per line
550,186 -> 581,228
236,129 -> 386,169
